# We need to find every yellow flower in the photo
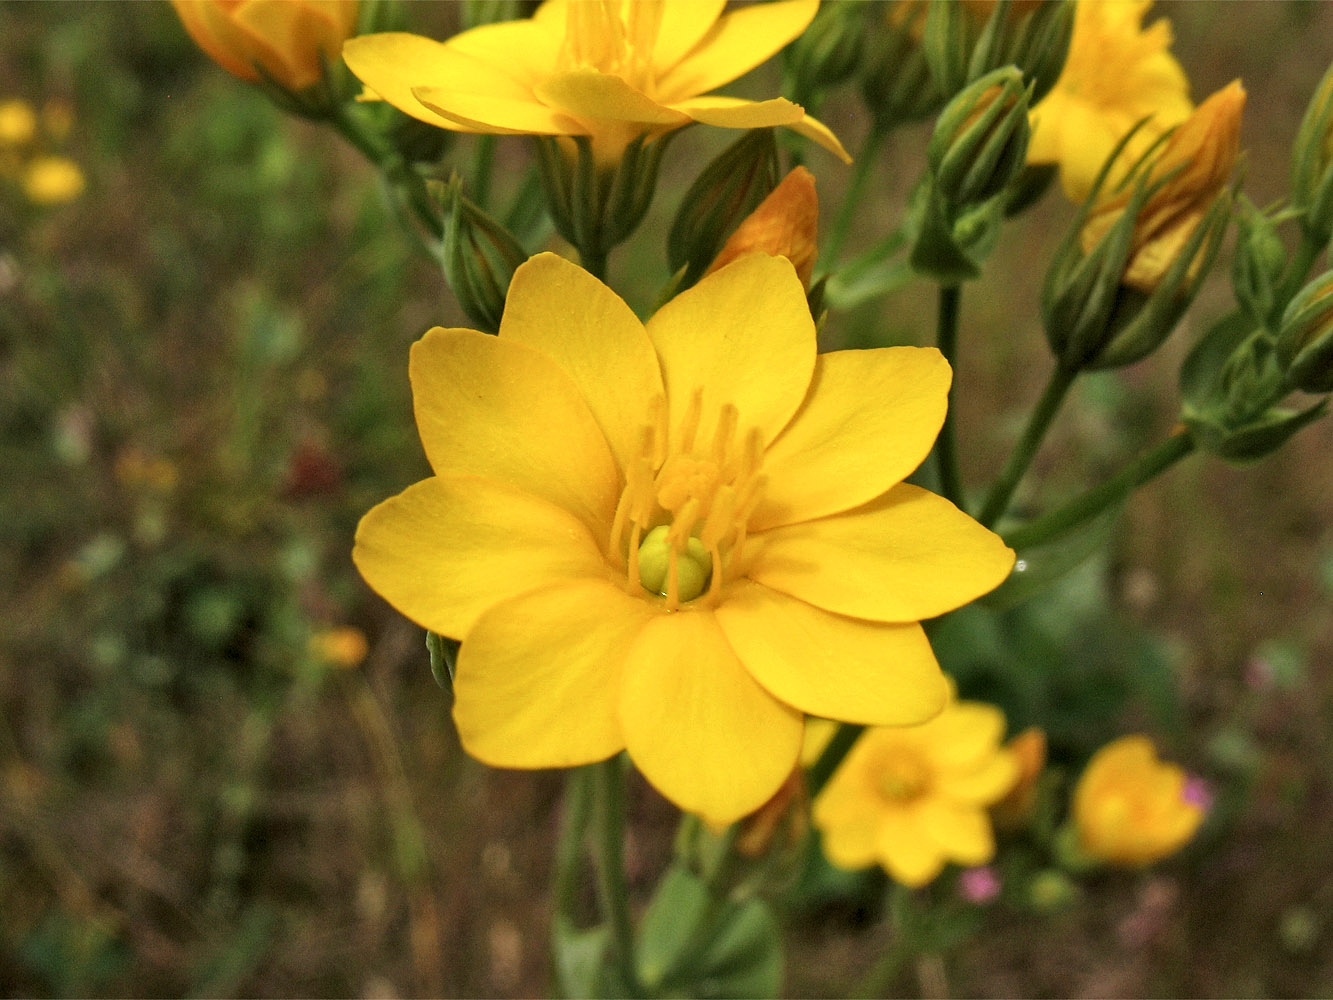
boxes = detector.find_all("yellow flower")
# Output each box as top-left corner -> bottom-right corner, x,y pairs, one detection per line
813,699 -> 1019,887
1073,734 -> 1204,866
1027,0 -> 1192,202
23,156 -> 85,205
343,0 -> 850,166
171,0 -> 360,93
706,166 -> 819,289
0,99 -> 37,147
1081,80 -> 1245,293
353,252 -> 1013,824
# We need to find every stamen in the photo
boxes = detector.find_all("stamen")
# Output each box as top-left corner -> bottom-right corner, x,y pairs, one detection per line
668,497 -> 701,546
710,403 -> 738,466
698,484 -> 736,551
677,387 -> 703,454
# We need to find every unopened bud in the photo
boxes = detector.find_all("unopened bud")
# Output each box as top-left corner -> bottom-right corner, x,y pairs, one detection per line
923,0 -> 971,99
1278,269 -> 1333,393
667,128 -> 779,287
1231,196 -> 1288,326
438,174 -> 527,333
707,167 -> 819,289
784,2 -> 865,108
861,2 -> 944,129
1291,60 -> 1333,244
966,0 -> 1074,104
929,67 -> 1031,208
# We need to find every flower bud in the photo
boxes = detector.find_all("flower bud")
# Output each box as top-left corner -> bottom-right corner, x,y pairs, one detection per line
1081,80 -> 1245,294
966,0 -> 1074,105
1231,196 -> 1288,327
1278,269 -> 1333,393
667,129 -> 779,288
860,2 -> 944,129
706,167 -> 819,290
437,174 -> 528,333
171,0 -> 360,95
784,2 -> 866,109
929,67 -> 1031,208
1291,60 -> 1333,244
923,0 -> 971,99
993,726 -> 1046,830
1072,735 -> 1205,867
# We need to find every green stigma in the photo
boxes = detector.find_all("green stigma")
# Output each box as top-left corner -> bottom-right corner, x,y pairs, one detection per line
637,525 -> 712,602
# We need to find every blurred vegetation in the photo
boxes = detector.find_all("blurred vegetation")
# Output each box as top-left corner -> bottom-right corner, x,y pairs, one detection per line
2,2 -> 1332,997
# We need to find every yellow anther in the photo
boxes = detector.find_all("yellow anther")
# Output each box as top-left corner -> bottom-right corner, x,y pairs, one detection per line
710,403 -> 739,465
637,525 -> 712,603
677,387 -> 703,454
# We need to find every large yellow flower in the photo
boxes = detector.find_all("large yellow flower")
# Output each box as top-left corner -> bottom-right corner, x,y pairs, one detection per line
342,0 -> 850,165
812,699 -> 1019,887
354,252 -> 1013,824
1073,734 -> 1204,866
1027,0 -> 1192,202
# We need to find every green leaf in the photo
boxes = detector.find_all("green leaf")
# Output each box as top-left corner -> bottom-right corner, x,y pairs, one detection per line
551,917 -> 611,1000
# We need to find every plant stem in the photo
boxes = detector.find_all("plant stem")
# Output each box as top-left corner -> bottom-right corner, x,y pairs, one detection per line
807,722 -> 866,798
821,130 -> 885,271
1003,428 -> 1196,551
590,756 -> 642,996
328,102 -> 443,242
551,768 -> 595,999
934,284 -> 966,511
977,363 -> 1079,528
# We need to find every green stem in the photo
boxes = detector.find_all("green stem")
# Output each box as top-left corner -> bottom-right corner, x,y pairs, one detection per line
934,284 -> 966,511
1003,429 -> 1196,551
807,722 -> 866,798
977,363 -> 1079,528
821,130 -> 885,270
472,134 -> 497,209
590,757 -> 642,996
328,102 -> 443,243
553,768 -> 594,925
582,248 -> 609,284
654,825 -> 743,989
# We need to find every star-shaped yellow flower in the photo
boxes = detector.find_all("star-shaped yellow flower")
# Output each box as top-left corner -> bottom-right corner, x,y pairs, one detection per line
343,0 -> 850,165
354,252 -> 1013,824
813,699 -> 1019,887
1027,0 -> 1192,202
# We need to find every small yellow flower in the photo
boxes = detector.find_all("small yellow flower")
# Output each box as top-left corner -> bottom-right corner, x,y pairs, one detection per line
1073,734 -> 1204,866
343,0 -> 850,166
1027,0 -> 1192,202
171,0 -> 360,93
707,166 -> 819,289
813,699 -> 1020,887
1081,80 -> 1245,293
0,99 -> 37,147
354,252 -> 1013,824
23,156 -> 85,205
310,626 -> 370,669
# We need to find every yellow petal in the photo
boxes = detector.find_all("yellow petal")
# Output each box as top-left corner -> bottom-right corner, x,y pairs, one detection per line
410,327 -> 619,532
453,579 -> 653,768
941,754 -> 1019,805
747,484 -> 1015,623
619,610 -> 802,825
913,799 -> 995,866
876,810 -> 945,887
714,581 -> 948,726
535,69 -> 691,126
813,780 -> 880,870
646,253 -> 815,451
781,109 -> 854,165
924,701 -> 1008,769
672,96 -> 851,163
751,347 -> 951,531
445,19 -> 563,87
413,85 -> 577,135
656,0 -> 817,102
652,0 -> 727,71
352,475 -> 610,640
499,253 -> 665,474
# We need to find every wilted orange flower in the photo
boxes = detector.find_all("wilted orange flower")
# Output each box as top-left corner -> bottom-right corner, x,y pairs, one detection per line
1081,80 -> 1244,292
1073,735 -> 1205,866
707,167 -> 818,289
1028,0 -> 1192,202
993,726 -> 1046,829
172,0 -> 359,93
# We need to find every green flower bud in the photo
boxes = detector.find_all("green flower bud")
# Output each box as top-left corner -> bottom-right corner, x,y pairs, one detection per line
1231,196 -> 1288,327
860,4 -> 943,129
967,0 -> 1074,105
923,0 -> 971,99
666,128 -> 779,288
637,526 -> 712,603
784,1 -> 866,109
438,174 -> 528,333
1291,60 -> 1333,244
929,67 -> 1031,208
1278,269 -> 1333,393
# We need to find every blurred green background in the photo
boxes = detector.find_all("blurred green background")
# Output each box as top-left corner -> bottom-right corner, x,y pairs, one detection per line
2,2 -> 1332,996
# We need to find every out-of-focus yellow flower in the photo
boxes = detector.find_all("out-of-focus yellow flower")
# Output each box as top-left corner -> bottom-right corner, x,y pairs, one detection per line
0,99 -> 37,147
813,699 -> 1019,887
354,252 -> 1013,824
1080,80 -> 1244,293
1073,734 -> 1204,866
23,156 -> 85,205
310,626 -> 370,669
707,166 -> 818,289
171,0 -> 359,93
1028,0 -> 1192,202
993,725 -> 1046,829
344,0 -> 850,166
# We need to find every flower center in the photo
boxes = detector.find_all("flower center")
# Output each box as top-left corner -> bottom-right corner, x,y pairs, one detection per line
877,752 -> 931,804
608,388 -> 765,610
558,0 -> 662,94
